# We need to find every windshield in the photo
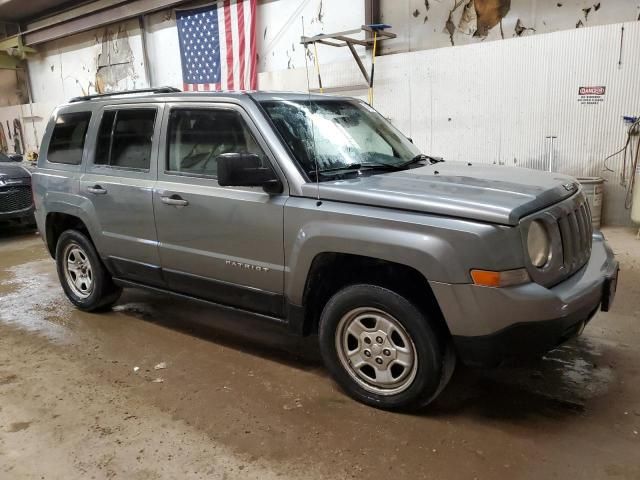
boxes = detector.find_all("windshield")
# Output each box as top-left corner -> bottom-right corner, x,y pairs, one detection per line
260,99 -> 421,180
0,152 -> 11,162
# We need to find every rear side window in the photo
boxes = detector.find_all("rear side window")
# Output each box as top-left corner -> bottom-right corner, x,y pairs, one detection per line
94,109 -> 157,170
47,112 -> 91,165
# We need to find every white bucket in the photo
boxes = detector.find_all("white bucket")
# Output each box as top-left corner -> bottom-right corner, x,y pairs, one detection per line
577,177 -> 604,229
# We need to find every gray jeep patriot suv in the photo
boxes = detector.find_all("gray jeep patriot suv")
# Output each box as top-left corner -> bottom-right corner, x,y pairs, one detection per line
33,87 -> 619,410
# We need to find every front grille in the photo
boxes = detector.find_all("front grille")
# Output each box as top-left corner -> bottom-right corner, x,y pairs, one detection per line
557,195 -> 592,276
0,185 -> 33,213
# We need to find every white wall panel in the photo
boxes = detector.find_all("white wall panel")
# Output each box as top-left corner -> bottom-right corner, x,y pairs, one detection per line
258,0 -> 365,73
144,10 -> 183,87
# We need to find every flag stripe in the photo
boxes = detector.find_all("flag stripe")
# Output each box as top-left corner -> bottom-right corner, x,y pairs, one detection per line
237,0 -> 246,90
217,3 -> 228,90
223,0 -> 234,90
230,1 -> 240,90
249,0 -> 257,89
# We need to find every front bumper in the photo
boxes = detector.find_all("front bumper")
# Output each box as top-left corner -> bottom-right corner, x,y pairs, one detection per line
0,204 -> 35,223
430,233 -> 619,367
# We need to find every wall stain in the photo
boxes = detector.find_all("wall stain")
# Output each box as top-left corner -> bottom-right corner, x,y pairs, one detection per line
458,1 -> 478,37
311,0 -> 324,24
443,0 -> 511,44
514,18 -> 535,36
445,8 -> 458,46
95,25 -> 136,93
474,0 -> 511,37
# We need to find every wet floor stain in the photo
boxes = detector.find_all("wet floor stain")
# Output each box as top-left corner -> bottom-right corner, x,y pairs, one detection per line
7,421 -> 32,432
0,259 -> 77,344
0,373 -> 18,385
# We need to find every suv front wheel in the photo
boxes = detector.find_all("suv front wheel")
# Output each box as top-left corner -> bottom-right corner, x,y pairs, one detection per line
319,284 -> 455,410
55,230 -> 121,311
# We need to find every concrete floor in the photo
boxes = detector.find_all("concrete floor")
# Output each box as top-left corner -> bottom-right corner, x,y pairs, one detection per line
0,227 -> 639,480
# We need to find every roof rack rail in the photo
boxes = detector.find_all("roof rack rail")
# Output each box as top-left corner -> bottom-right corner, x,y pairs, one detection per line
69,86 -> 181,103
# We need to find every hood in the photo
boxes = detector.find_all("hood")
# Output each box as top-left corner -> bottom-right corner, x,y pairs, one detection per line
301,161 -> 579,225
0,163 -> 31,181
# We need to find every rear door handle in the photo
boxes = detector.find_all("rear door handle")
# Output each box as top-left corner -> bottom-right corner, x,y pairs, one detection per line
87,185 -> 107,195
161,195 -> 189,207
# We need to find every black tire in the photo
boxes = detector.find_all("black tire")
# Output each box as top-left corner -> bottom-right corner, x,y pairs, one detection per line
319,284 -> 455,411
55,229 -> 121,312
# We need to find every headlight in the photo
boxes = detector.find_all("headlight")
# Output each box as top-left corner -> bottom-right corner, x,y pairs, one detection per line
527,220 -> 551,268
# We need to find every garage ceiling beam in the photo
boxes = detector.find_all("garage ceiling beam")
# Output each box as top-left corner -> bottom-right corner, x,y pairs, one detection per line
26,0 -> 131,31
23,0 -> 189,46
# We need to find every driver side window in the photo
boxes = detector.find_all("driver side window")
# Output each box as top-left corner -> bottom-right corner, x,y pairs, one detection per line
166,108 -> 265,177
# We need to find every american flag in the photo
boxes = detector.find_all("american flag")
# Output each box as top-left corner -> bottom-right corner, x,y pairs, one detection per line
176,0 -> 257,92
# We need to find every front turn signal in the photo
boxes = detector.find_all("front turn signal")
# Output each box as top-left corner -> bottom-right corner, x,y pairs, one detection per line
470,268 -> 530,287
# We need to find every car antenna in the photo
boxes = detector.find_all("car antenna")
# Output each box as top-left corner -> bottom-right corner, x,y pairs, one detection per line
302,17 -> 322,206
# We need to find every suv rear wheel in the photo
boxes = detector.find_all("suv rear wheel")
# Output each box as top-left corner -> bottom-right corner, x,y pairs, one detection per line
319,284 -> 455,410
55,230 -> 121,311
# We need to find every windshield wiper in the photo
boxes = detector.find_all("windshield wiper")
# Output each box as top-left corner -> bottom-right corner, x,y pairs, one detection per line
396,154 -> 444,169
314,162 -> 401,176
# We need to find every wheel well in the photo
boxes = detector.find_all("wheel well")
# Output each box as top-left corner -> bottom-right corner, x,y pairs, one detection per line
45,213 -> 90,258
301,253 -> 450,337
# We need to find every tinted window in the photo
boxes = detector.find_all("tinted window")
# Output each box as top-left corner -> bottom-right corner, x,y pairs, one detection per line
167,109 -> 265,177
94,110 -> 116,166
47,112 -> 91,165
94,109 -> 156,170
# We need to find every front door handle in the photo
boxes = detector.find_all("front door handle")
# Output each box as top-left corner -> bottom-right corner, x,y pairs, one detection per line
87,185 -> 107,195
161,195 -> 189,207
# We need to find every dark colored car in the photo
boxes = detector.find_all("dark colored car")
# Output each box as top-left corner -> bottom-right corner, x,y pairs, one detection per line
0,152 -> 36,227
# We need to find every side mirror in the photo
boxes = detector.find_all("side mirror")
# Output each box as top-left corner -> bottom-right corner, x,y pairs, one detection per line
217,153 -> 282,194
8,154 -> 23,162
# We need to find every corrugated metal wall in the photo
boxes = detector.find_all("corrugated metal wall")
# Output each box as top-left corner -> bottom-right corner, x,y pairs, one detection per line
260,21 -> 640,225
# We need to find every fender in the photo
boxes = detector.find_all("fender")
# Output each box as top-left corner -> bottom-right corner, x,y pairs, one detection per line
283,197 -> 525,305
35,173 -> 105,258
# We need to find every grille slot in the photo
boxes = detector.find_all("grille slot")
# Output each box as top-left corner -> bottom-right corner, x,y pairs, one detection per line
0,185 -> 33,213
558,196 -> 592,276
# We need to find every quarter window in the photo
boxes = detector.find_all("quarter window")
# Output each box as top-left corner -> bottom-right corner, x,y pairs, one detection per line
47,112 -> 91,165
166,108 -> 266,177
94,109 -> 157,170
